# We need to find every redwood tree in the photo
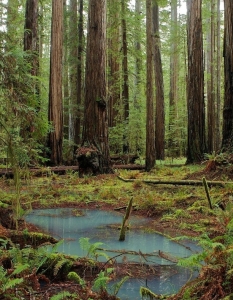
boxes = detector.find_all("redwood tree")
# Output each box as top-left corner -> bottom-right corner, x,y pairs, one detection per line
206,0 -> 216,153
48,0 -> 63,165
145,0 -> 156,171
68,0 -> 78,142
186,0 -> 205,163
74,0 -> 84,148
77,0 -> 112,176
23,0 -> 39,136
121,0 -> 129,153
152,0 -> 165,160
222,0 -> 233,151
24,0 -> 39,78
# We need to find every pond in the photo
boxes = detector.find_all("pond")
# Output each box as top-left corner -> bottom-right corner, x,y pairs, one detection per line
25,208 -> 199,299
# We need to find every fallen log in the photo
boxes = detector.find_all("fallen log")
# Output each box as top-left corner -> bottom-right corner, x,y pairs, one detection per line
110,154 -> 139,164
117,176 -> 226,187
113,164 -> 145,170
0,166 -> 80,178
0,164 -> 145,178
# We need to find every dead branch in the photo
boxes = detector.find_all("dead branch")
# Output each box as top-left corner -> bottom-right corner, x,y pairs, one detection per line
117,176 -> 226,187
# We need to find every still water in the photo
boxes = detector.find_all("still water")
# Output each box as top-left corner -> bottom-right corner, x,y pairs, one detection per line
25,208 -> 198,299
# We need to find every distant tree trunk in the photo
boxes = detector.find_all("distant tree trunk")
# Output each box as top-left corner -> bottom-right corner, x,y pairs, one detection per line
222,0 -> 233,151
186,0 -> 205,163
23,0 -> 39,136
168,0 -> 179,157
121,0 -> 129,153
74,0 -> 84,148
215,0 -> 221,150
145,0 -> 156,171
134,0 -> 142,109
48,0 -> 63,165
133,0 -> 143,153
108,0 -> 120,129
6,0 -> 19,48
206,0 -> 216,153
63,0 -> 69,139
152,1 -> 165,160
77,0 -> 112,176
68,0 -> 78,143
24,0 -> 39,78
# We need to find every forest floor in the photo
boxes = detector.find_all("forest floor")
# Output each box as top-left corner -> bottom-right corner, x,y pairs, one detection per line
0,157 -> 233,299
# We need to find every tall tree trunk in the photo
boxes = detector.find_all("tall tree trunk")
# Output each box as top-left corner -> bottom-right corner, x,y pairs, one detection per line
77,0 -> 112,176
74,0 -> 84,148
121,0 -> 129,153
63,0 -> 69,140
186,0 -> 205,163
108,0 -> 120,129
222,0 -> 233,151
206,0 -> 216,153
48,0 -> 63,165
133,0 -> 143,153
152,1 -> 165,160
134,0 -> 142,109
24,0 -> 39,77
146,0 -> 156,171
23,0 -> 39,136
215,0 -> 221,150
169,0 -> 179,157
69,0 -> 78,143
6,0 -> 19,48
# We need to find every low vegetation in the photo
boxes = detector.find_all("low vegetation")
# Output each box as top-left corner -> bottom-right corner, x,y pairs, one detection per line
0,157 -> 233,299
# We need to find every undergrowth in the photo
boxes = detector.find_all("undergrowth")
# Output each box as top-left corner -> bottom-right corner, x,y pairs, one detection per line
1,163 -> 233,299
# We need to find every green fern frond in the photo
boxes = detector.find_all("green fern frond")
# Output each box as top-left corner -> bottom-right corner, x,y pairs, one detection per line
67,271 -> 85,286
54,258 -> 72,276
3,278 -> 24,292
92,268 -> 114,292
111,275 -> 129,296
93,250 -> 109,261
92,275 -> 110,292
11,263 -> 29,276
0,266 -> 6,281
79,237 -> 105,259
178,252 -> 206,268
211,242 -> 226,251
88,242 -> 104,257
79,237 -> 91,253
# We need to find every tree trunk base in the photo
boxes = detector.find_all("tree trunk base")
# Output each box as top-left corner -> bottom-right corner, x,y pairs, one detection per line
76,145 -> 113,177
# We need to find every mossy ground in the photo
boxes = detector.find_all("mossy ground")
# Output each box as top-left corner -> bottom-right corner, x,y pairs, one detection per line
0,159 -> 232,299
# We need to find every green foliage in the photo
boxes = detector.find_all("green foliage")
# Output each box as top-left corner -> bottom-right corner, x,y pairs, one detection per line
50,291 -> 77,300
140,286 -> 160,299
9,243 -> 49,273
79,237 -> 109,260
67,271 -> 85,286
109,275 -> 129,296
0,265 -> 24,295
53,256 -> 73,276
92,268 -> 114,292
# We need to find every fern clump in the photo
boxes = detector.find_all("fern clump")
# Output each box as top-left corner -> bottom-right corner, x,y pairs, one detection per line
92,268 -> 114,292
67,271 -> 85,286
